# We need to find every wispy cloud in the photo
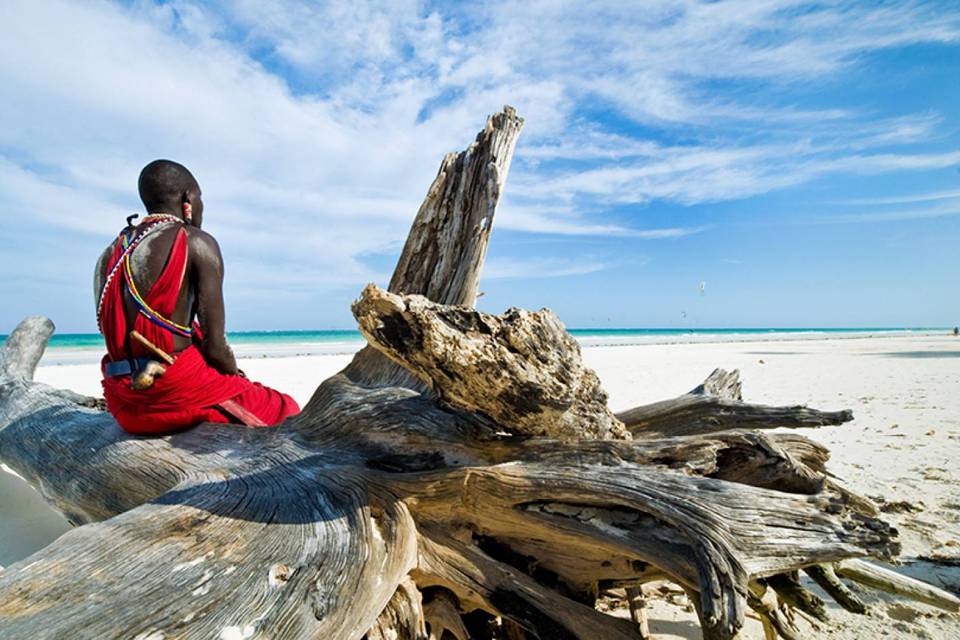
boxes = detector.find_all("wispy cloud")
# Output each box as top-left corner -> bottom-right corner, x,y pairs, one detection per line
808,202 -> 960,224
809,186 -> 960,223
834,189 -> 960,206
497,201 -> 709,238
483,256 -> 616,280
512,138 -> 960,208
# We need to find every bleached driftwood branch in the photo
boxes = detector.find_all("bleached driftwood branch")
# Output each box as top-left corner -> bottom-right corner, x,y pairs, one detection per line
0,106 -> 951,640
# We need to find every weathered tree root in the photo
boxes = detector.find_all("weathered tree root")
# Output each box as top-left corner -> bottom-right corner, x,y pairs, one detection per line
616,367 -> 853,438
625,585 -> 652,639
804,564 -> 867,614
0,107 -> 952,640
352,284 -> 627,441
367,578 -> 427,640
834,559 -> 960,611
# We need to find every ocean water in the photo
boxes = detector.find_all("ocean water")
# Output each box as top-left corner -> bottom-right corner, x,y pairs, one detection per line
0,326 -> 947,366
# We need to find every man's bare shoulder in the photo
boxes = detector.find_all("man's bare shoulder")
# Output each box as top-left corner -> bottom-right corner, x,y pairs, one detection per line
184,227 -> 223,264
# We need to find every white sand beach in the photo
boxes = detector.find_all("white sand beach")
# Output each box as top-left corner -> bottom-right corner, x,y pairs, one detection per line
4,332 -> 959,638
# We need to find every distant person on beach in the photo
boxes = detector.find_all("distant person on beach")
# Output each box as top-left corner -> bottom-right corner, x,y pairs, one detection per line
94,160 -> 300,434
954,327 -> 959,336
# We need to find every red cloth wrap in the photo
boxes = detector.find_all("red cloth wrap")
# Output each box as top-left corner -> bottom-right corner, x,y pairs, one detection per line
99,224 -> 300,434
100,227 -> 189,361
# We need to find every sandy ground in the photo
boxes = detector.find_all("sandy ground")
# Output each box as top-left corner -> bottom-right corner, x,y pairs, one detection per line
4,333 -> 960,638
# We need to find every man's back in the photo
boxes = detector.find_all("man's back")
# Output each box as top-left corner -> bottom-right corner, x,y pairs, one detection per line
95,220 -> 236,373
95,223 -> 191,351
95,160 -> 299,434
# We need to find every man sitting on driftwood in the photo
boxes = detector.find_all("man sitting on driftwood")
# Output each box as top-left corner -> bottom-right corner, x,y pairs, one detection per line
94,160 -> 300,434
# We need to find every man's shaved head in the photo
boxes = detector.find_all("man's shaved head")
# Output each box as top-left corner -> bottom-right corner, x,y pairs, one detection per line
138,160 -> 199,213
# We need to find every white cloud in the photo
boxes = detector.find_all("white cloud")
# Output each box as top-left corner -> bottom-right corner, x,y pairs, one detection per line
835,189 -> 960,206
483,256 -> 614,280
496,200 -> 708,238
809,202 -> 960,224
0,159 -> 127,236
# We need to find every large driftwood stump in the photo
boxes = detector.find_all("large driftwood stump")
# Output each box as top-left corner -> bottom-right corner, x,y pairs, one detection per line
1,107 -> 957,640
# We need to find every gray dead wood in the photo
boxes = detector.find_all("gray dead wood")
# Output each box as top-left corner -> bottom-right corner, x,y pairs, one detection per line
834,559 -> 960,611
0,106 -> 945,640
422,590 -> 469,640
625,586 -> 651,639
616,367 -> 853,438
804,564 -> 867,614
352,284 -> 627,441
366,578 -> 427,640
766,572 -> 829,623
747,582 -> 800,640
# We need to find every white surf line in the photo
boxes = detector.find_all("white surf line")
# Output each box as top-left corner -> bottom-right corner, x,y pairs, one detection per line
1,463 -> 25,481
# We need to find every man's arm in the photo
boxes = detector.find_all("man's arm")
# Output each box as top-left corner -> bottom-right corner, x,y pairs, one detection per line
188,230 -> 238,375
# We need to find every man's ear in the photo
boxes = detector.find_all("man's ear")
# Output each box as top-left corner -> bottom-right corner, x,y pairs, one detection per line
181,191 -> 193,222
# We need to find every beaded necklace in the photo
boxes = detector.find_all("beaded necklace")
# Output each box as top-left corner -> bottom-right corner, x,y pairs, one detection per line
96,214 -> 192,337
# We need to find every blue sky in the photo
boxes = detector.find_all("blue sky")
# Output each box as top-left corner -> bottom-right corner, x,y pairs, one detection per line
1,0 -> 959,333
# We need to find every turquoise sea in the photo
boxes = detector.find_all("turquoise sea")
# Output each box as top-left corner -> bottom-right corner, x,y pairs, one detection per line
7,326 -> 944,348
0,326 -> 948,366
0,327 -> 944,348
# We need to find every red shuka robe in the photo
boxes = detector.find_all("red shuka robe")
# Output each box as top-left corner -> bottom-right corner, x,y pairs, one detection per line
99,223 -> 300,434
